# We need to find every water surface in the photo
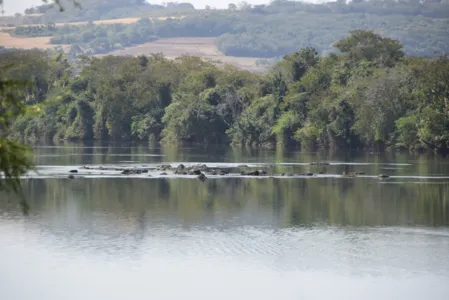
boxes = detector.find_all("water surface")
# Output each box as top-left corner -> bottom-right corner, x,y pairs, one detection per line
1,143 -> 449,300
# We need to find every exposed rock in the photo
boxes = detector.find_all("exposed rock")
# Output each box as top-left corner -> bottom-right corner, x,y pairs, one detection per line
175,170 -> 188,175
197,173 -> 207,182
69,170 -> 78,173
310,162 -> 330,166
160,172 -> 168,175
190,164 -> 208,171
378,174 -> 390,178
121,168 -> 149,175
237,164 -> 249,168
68,175 -> 75,179
189,169 -> 202,175
342,172 -> 356,177
240,170 -> 267,176
355,172 -> 366,175
178,164 -> 185,169
206,169 -> 229,175
157,164 -> 172,171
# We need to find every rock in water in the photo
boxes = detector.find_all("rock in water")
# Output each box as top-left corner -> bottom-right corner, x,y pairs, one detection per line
240,170 -> 267,176
378,174 -> 389,179
69,170 -> 78,173
197,173 -> 207,182
157,164 -> 172,171
178,164 -> 185,169
310,162 -> 330,166
190,169 -> 202,175
68,175 -> 75,179
342,172 -> 356,177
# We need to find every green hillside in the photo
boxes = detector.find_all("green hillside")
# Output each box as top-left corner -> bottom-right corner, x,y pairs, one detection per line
11,0 -> 449,58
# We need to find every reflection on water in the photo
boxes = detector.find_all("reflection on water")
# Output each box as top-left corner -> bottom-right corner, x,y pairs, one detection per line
3,177 -> 449,227
1,143 -> 449,300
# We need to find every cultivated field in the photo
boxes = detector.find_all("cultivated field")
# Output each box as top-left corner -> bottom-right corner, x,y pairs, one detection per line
52,16 -> 183,27
0,32 -> 69,50
99,37 -> 267,72
0,29 -> 265,72
0,16 -> 185,29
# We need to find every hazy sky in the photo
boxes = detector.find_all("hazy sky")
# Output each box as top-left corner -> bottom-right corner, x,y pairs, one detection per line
1,0 -> 275,15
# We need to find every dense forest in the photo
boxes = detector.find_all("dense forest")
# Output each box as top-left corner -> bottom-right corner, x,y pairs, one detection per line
2,31 -> 449,153
8,0 -> 449,58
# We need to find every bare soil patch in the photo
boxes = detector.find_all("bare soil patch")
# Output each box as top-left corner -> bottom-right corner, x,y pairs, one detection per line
54,16 -> 184,27
100,37 -> 266,72
0,32 -> 69,50
4,16 -> 185,29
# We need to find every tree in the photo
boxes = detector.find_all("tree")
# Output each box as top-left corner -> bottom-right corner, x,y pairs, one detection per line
228,3 -> 237,10
0,0 -> 79,195
0,79 -> 33,192
413,56 -> 449,152
334,30 -> 405,68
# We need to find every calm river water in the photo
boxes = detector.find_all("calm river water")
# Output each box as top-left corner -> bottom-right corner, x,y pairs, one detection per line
1,143 -> 449,300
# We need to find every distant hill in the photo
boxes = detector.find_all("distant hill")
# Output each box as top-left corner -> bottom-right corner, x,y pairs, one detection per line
24,0 -> 195,23
4,0 -> 449,59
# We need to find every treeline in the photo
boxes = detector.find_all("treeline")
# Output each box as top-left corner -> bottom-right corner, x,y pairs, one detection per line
14,23 -> 58,37
250,0 -> 449,18
15,2 -> 449,58
24,0 -> 195,23
26,0 -> 449,22
4,31 -> 449,153
13,16 -> 232,55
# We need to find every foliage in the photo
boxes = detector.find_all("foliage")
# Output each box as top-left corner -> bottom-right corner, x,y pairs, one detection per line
5,31 -> 449,154
0,0 -> 81,195
0,77 -> 33,192
10,1 -> 449,59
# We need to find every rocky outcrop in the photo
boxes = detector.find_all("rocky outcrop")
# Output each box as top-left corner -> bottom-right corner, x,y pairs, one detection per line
197,173 -> 207,182
157,164 -> 172,171
310,162 -> 330,166
205,169 -> 229,176
240,170 -> 267,176
121,169 -> 148,175
342,172 -> 366,177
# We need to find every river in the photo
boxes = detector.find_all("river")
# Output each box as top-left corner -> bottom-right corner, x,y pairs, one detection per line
1,143 -> 449,300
